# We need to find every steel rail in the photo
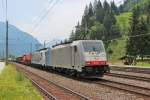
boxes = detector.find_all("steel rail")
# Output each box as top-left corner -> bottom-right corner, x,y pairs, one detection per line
17,68 -> 57,100
105,73 -> 150,82
110,66 -> 150,74
17,65 -> 90,100
96,79 -> 150,97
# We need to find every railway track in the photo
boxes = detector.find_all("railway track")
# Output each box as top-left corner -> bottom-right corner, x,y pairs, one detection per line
15,63 -> 150,98
16,65 -> 90,100
110,66 -> 150,74
29,77 -> 57,100
105,72 -> 150,82
95,78 -> 150,97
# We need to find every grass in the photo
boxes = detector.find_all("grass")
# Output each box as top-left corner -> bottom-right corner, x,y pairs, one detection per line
0,64 -> 43,100
116,12 -> 132,35
107,5 -> 150,67
109,60 -> 150,68
107,37 -> 127,62
107,12 -> 132,62
136,62 -> 150,68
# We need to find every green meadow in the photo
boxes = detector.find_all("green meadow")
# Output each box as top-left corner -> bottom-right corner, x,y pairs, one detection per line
0,64 -> 43,100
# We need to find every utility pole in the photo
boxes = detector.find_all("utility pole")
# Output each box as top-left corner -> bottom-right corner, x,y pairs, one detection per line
30,43 -> 32,54
44,40 -> 47,48
3,49 -> 4,60
5,0 -> 9,65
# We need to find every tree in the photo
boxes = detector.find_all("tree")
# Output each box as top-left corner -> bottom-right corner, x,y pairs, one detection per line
74,22 -> 82,40
69,30 -> 75,41
81,5 -> 89,35
90,22 -> 106,40
88,2 -> 94,17
111,1 -> 119,15
110,25 -> 120,39
127,7 -> 140,56
93,0 -> 98,12
103,14 -> 112,30
126,6 -> 150,58
95,0 -> 104,23
103,11 -> 117,40
81,3 -> 94,32
70,0 -> 120,42
81,5 -> 89,27
97,0 -> 102,9
119,5 -> 124,13
103,0 -> 110,11
146,1 -> 150,24
136,17 -> 149,58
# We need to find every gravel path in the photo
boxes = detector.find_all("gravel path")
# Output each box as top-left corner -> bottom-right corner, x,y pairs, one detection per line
15,63 -> 150,100
0,61 -> 5,73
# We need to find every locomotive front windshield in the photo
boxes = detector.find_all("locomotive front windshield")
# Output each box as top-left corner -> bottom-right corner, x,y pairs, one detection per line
82,42 -> 105,53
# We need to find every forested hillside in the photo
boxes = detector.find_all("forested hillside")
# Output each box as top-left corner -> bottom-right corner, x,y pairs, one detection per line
70,0 -> 120,41
119,0 -> 143,12
69,0 -> 150,63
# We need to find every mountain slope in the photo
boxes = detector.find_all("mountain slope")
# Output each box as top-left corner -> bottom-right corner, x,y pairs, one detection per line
0,22 -> 41,58
120,0 -> 144,12
107,12 -> 132,61
109,0 -> 150,61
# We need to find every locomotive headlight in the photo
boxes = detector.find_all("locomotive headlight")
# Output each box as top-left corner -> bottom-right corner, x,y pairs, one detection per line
100,53 -> 107,60
86,61 -> 91,65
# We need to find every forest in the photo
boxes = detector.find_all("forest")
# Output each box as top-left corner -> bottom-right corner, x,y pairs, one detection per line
69,0 -> 150,64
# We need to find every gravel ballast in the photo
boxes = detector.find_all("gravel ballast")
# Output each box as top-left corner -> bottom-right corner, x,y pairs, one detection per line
15,63 -> 150,100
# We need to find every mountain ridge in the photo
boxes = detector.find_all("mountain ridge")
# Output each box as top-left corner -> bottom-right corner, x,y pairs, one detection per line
0,22 -> 41,58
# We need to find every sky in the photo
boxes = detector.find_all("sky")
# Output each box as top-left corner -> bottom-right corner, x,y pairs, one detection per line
0,0 -> 123,43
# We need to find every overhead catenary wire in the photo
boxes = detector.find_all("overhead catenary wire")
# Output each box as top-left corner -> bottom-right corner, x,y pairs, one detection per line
31,0 -> 60,32
31,0 -> 61,33
0,33 -> 150,46
0,32 -> 149,55
31,0 -> 54,29
129,33 -> 150,38
104,33 -> 150,42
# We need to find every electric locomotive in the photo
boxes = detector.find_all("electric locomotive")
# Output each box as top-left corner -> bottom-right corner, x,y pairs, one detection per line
51,40 -> 109,77
16,40 -> 110,77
